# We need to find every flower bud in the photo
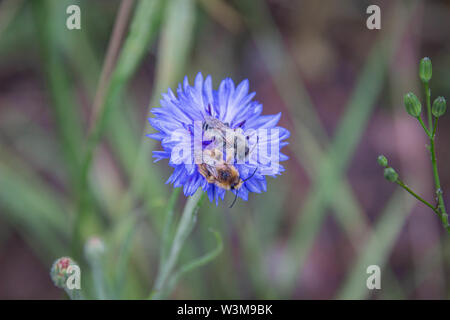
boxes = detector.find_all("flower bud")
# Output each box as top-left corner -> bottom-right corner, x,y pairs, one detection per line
50,257 -> 78,289
384,168 -> 398,183
432,96 -> 446,118
419,57 -> 432,83
377,155 -> 388,167
404,92 -> 422,117
84,236 -> 105,261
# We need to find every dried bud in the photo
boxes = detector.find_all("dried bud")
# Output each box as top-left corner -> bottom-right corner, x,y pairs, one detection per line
377,155 -> 388,167
404,92 -> 422,117
419,57 -> 432,83
50,257 -> 78,289
384,168 -> 398,183
432,96 -> 446,118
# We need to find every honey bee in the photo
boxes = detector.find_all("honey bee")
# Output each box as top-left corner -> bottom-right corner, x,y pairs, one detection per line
197,148 -> 257,208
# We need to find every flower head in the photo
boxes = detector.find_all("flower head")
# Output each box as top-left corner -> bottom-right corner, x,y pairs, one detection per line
148,73 -> 289,204
84,236 -> 105,261
50,257 -> 78,289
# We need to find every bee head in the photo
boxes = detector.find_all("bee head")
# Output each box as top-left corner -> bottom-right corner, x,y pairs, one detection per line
230,176 -> 243,190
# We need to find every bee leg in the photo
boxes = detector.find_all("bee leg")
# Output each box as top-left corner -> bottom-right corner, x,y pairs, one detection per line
229,190 -> 239,208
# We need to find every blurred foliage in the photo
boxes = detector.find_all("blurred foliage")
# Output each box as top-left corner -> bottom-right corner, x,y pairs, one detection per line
0,0 -> 450,299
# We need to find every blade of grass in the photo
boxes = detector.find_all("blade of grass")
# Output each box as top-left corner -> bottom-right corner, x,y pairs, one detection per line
114,214 -> 139,298
277,3 -> 415,295
164,228 -> 223,298
0,150 -> 69,257
237,0 -> 370,250
0,0 -> 24,39
88,0 -> 136,133
75,0 -> 165,254
61,10 -> 144,211
337,191 -> 415,299
31,0 -> 84,189
115,0 -> 196,233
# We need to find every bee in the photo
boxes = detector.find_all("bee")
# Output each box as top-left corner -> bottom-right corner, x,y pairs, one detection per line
202,114 -> 251,161
197,148 -> 257,208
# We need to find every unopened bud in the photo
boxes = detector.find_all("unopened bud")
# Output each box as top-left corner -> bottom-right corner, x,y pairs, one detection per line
84,236 -> 105,261
50,257 -> 78,289
419,57 -> 432,83
404,92 -> 422,117
432,96 -> 446,118
384,167 -> 398,183
377,155 -> 388,167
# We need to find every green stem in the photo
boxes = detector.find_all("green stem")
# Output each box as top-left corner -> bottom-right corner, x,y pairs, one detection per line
159,188 -> 181,272
90,259 -> 107,300
150,190 -> 204,299
65,289 -> 84,300
428,121 -> 449,232
432,117 -> 437,138
417,116 -> 431,138
424,82 -> 432,130
395,179 -> 439,215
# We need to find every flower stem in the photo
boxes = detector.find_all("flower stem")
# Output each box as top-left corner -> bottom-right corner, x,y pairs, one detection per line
424,82 -> 432,130
150,190 -> 204,299
159,188 -> 181,272
432,117 -> 437,138
417,116 -> 431,138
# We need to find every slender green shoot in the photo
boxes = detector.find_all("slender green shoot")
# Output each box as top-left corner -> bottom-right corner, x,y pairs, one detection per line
378,57 -> 449,233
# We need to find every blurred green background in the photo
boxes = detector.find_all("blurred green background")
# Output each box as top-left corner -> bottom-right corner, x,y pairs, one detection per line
1,0 -> 450,299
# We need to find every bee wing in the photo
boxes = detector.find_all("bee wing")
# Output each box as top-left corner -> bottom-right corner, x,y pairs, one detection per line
205,116 -> 228,131
204,163 -> 220,180
204,116 -> 234,147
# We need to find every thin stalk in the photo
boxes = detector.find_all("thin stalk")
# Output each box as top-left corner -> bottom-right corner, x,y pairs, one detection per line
424,82 -> 432,130
159,188 -> 181,271
89,0 -> 135,132
417,116 -> 431,138
65,289 -> 84,300
150,191 -> 204,299
428,121 -> 449,231
424,83 -> 449,232
90,259 -> 107,300
432,117 -> 437,138
395,178 -> 438,216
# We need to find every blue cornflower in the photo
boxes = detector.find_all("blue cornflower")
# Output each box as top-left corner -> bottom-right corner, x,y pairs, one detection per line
148,73 -> 289,204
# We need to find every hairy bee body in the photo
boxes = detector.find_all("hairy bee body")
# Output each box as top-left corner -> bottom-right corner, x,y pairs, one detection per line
202,116 -> 250,161
197,149 -> 243,191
